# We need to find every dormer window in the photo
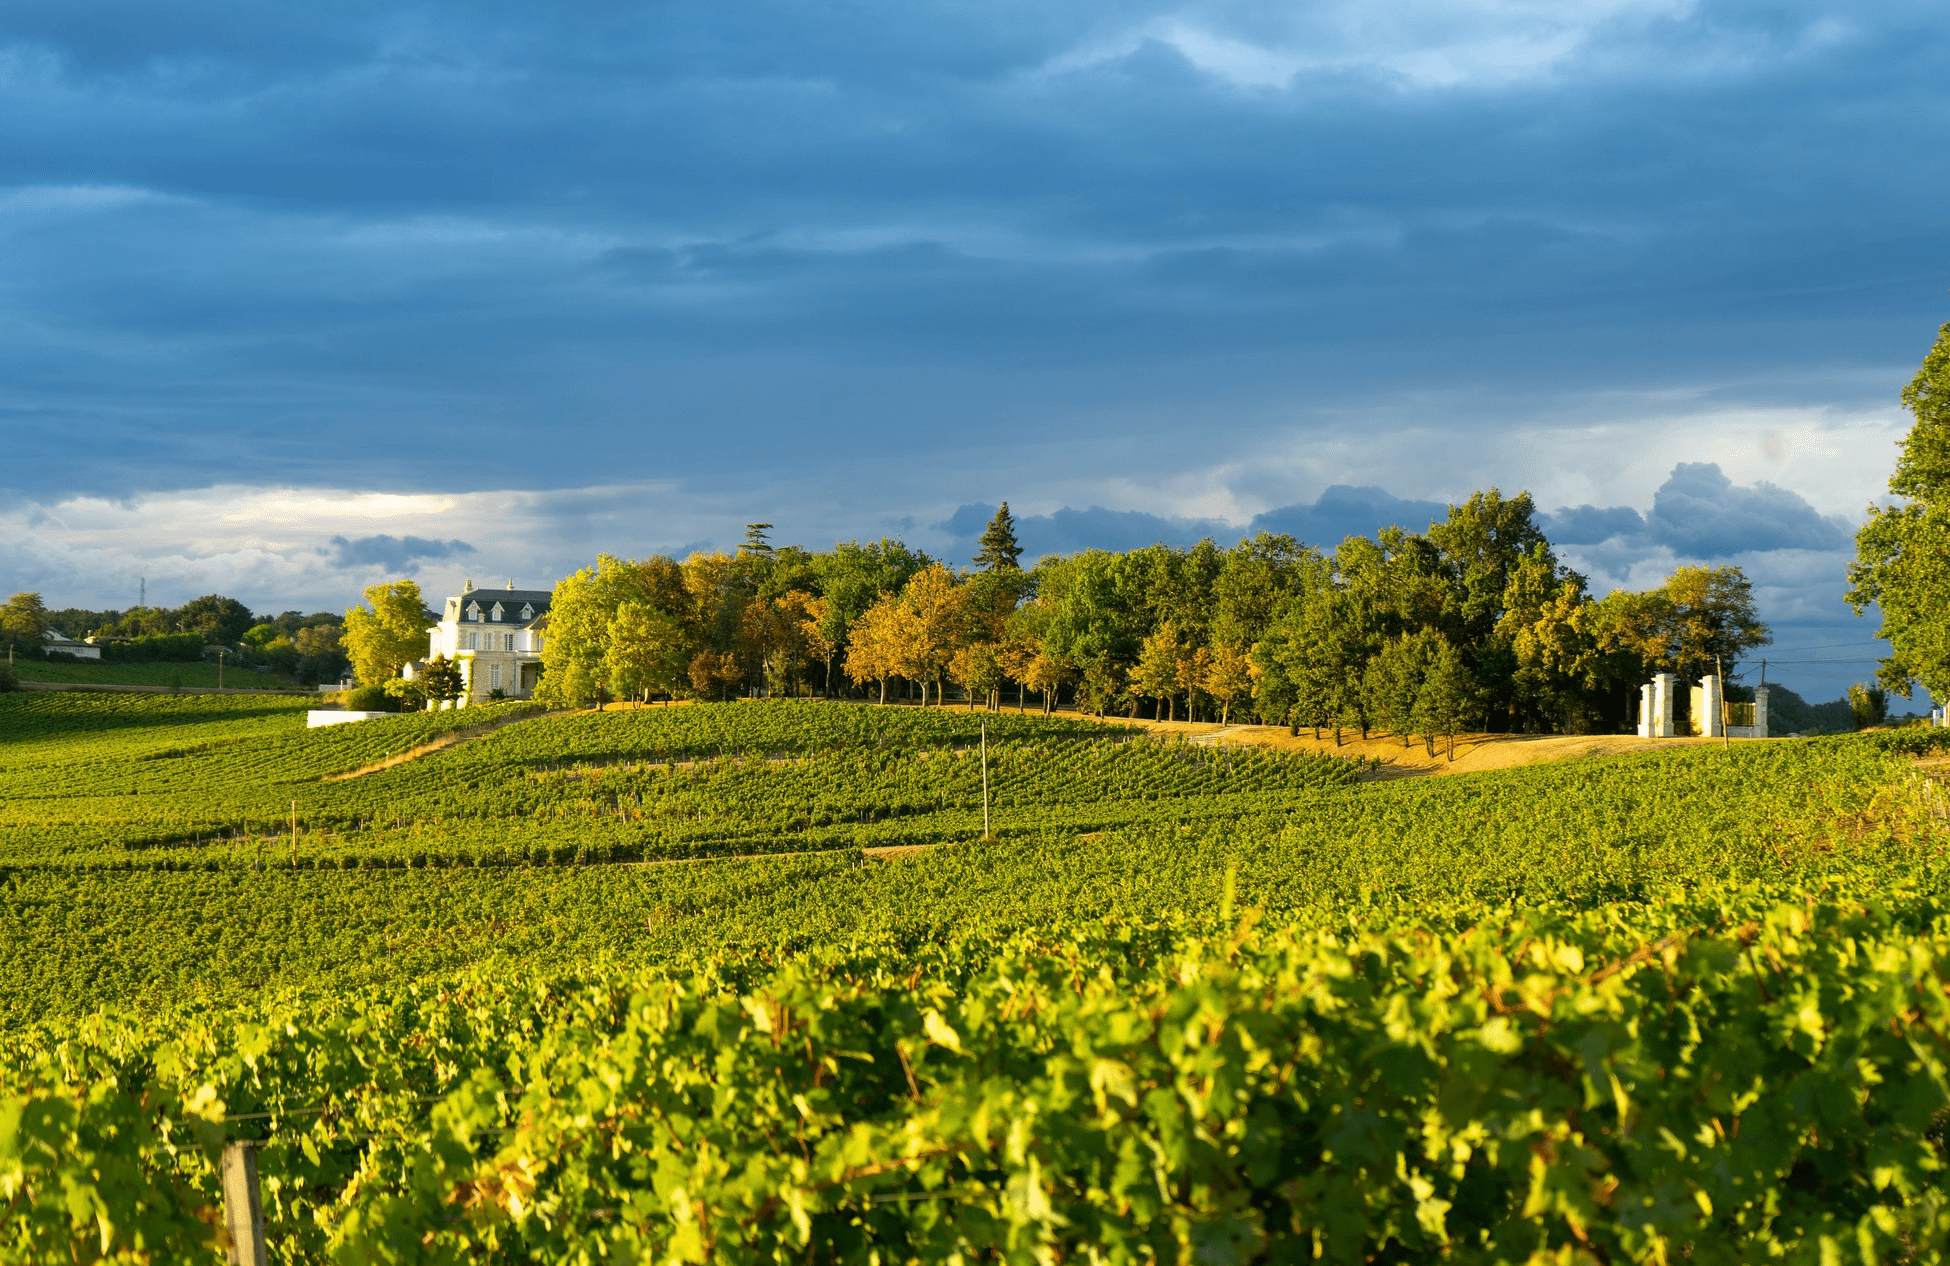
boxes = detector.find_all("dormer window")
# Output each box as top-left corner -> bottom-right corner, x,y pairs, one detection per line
466,601 -> 482,622
490,602 -> 505,622
519,603 -> 534,620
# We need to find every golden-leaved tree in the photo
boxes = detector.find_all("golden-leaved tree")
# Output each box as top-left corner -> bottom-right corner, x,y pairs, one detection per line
843,594 -> 913,704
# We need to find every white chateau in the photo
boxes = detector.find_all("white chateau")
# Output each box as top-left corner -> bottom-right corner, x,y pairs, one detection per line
412,579 -> 551,704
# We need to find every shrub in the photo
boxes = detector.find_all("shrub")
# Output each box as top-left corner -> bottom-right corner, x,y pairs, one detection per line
343,684 -> 391,712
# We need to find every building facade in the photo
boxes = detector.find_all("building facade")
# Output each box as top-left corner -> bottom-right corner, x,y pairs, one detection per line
418,579 -> 550,705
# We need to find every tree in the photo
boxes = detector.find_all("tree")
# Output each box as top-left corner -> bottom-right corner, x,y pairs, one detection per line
813,538 -> 932,693
1024,652 -> 1073,717
1130,624 -> 1181,721
1413,637 -> 1476,760
975,503 -> 1024,571
844,595 -> 912,704
0,592 -> 48,655
174,594 -> 256,646
1662,566 -> 1769,682
1848,681 -> 1889,730
342,580 -> 430,686
1849,322 -> 1950,699
949,642 -> 1006,711
1592,570 -> 1766,682
688,650 -> 743,700
606,603 -> 689,703
1363,634 -> 1432,748
785,593 -> 839,696
894,564 -> 968,706
381,676 -> 427,711
419,655 -> 465,708
538,555 -> 693,709
1200,643 -> 1255,725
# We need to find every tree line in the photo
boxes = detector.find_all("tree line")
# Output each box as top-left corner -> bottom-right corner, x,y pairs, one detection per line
0,592 -> 351,686
517,500 -> 1772,742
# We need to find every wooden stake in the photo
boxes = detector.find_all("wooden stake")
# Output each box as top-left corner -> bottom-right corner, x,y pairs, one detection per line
980,720 -> 991,841
220,1140 -> 267,1266
1718,655 -> 1730,751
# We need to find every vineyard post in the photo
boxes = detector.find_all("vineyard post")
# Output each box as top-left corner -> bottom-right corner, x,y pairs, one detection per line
220,1140 -> 268,1265
290,799 -> 297,867
981,720 -> 991,841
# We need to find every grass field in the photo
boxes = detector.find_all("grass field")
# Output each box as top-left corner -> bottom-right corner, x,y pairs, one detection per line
4,692 -> 1949,1262
11,657 -> 310,689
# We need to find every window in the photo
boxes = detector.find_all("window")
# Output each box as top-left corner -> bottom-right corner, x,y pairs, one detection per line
502,633 -> 515,651
490,664 -> 503,691
464,632 -> 478,651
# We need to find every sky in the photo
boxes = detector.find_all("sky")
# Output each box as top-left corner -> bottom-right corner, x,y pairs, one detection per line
3,0 -> 1946,702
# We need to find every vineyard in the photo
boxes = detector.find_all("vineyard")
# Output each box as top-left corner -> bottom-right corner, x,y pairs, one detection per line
4,693 -> 1950,1262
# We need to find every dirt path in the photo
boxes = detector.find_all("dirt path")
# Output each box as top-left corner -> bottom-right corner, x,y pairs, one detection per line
1080,713 -> 1751,776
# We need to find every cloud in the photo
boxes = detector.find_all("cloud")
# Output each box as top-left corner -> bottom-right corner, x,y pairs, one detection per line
1645,462 -> 1850,557
325,534 -> 475,571
939,503 -> 1231,561
1540,503 -> 1647,544
1247,486 -> 1452,549
0,481 -> 748,613
0,0 -> 1943,516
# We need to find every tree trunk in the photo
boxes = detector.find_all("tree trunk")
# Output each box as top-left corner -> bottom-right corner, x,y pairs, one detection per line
1334,724 -> 1342,746
878,678 -> 887,705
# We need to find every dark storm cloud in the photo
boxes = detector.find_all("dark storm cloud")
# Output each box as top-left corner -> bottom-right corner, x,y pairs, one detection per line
1248,487 -> 1453,550
1646,462 -> 1850,557
943,486 -> 1454,561
940,504 -> 1228,561
1540,504 -> 1648,545
326,534 -> 475,570
0,0 -> 1946,501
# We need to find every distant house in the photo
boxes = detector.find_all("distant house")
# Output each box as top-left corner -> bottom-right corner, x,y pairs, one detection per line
43,631 -> 103,661
405,578 -> 550,705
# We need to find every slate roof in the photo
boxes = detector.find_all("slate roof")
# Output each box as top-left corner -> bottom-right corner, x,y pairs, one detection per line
444,586 -> 552,629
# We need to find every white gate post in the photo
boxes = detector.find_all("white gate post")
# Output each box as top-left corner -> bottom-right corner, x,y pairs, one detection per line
1698,674 -> 1724,738
1652,673 -> 1677,738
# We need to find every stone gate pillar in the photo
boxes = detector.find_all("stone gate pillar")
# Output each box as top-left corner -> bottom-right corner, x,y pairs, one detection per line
1651,673 -> 1677,738
1697,674 -> 1724,738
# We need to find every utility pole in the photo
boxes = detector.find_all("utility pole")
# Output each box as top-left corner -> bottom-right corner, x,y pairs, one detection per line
217,647 -> 227,689
139,577 -> 145,608
980,720 -> 991,841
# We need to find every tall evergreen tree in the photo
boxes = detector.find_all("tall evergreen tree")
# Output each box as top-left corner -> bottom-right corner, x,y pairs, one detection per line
975,503 -> 1024,571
